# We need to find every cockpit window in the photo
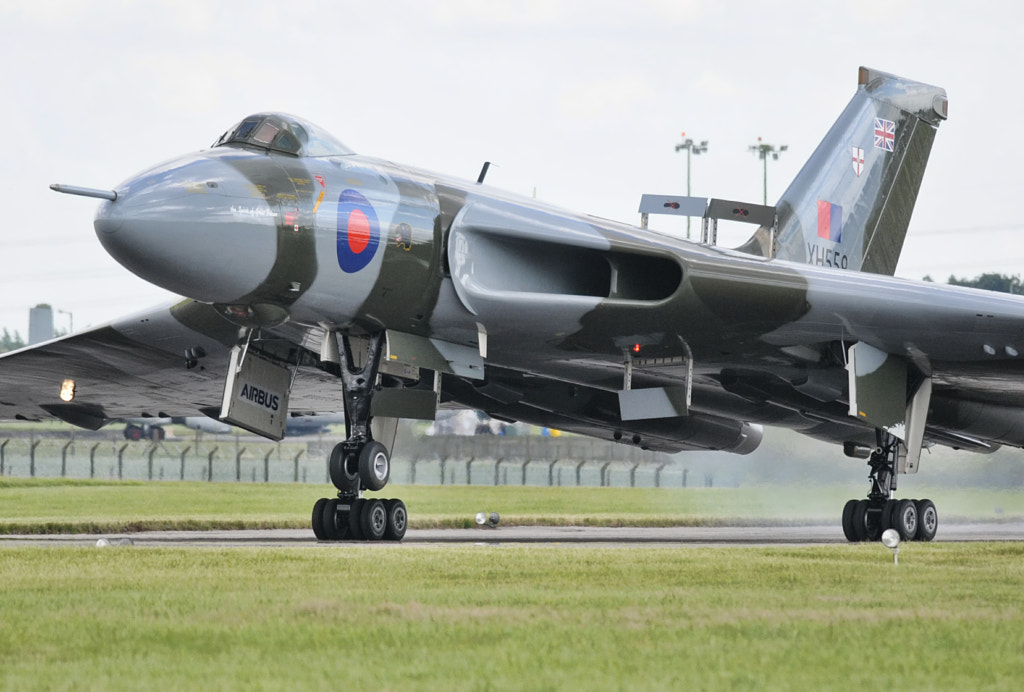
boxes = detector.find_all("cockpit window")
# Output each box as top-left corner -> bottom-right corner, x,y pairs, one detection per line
251,122 -> 280,145
213,113 -> 355,157
233,118 -> 260,141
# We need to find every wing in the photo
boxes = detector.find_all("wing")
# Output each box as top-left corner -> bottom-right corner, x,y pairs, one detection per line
0,299 -> 344,430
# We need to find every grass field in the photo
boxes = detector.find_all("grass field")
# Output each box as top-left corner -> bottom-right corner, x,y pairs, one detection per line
1,543 -> 1023,690
2,477 -> 1023,534
2,480 -> 1024,689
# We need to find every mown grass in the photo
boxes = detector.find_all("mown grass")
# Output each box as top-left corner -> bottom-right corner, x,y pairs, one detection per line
2,477 -> 1023,534
0,543 -> 1022,690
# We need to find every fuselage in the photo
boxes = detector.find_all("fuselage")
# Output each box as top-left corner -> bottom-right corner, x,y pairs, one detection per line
96,115 -> 1024,369
91,112 -> 1024,453
93,114 -> 807,367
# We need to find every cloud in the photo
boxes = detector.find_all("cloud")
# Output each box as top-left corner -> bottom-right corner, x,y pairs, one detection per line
558,75 -> 653,120
1,0 -> 108,24
691,71 -> 742,99
638,0 -> 703,23
429,0 -> 568,26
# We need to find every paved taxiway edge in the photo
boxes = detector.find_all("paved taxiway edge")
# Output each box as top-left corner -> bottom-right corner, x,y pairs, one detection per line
2,523 -> 1023,548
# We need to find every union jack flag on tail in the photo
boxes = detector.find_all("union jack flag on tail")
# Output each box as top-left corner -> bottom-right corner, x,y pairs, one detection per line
874,118 -> 895,151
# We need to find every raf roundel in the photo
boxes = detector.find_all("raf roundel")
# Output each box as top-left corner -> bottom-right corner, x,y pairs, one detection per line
336,189 -> 381,273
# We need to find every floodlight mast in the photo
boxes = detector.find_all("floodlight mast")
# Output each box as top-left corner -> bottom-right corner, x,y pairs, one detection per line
57,308 -> 73,335
674,133 -> 708,239
747,137 -> 788,205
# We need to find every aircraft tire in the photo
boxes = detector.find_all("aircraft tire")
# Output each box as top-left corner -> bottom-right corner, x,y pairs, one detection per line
384,499 -> 408,541
880,499 -> 897,532
328,443 -> 359,492
359,441 -> 390,492
361,498 -> 387,541
322,498 -> 349,541
841,499 -> 859,541
852,500 -> 869,541
892,499 -> 918,541
915,499 -> 938,541
312,498 -> 329,540
865,504 -> 883,542
347,499 -> 366,541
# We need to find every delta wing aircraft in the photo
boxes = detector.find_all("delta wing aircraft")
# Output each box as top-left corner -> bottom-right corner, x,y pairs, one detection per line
3,67 -> 1011,543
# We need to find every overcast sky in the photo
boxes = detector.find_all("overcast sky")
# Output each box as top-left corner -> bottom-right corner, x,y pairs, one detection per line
2,0 -> 1022,337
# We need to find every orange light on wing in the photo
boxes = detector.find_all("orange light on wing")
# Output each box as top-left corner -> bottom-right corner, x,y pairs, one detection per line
59,379 -> 76,402
632,344 -> 641,353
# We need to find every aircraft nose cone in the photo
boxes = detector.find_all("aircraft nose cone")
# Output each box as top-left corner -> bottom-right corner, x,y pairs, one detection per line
93,208 -> 123,235
94,153 -> 279,304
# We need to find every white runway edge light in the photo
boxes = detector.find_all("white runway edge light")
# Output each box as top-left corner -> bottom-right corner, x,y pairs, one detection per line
96,537 -> 135,547
881,529 -> 900,565
475,512 -> 500,528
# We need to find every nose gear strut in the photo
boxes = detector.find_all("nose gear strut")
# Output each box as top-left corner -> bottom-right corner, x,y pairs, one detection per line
310,331 -> 407,541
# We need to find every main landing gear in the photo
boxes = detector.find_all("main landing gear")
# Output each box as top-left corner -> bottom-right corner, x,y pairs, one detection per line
841,432 -> 938,543
310,332 -> 408,542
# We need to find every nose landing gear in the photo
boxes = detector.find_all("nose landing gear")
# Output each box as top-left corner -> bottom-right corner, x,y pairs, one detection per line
311,331 -> 408,542
327,439 -> 391,492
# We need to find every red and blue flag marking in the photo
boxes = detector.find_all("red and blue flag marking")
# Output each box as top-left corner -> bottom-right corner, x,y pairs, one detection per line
817,200 -> 842,243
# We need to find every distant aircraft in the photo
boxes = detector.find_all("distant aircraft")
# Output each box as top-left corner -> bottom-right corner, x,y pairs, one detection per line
6,66 -> 1003,544
426,409 -> 510,436
121,413 -> 345,440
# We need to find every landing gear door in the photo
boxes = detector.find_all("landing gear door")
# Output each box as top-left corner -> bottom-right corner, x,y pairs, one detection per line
846,342 -> 906,431
220,346 -> 290,440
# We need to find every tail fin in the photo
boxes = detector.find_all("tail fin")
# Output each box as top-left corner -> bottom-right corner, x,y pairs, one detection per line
743,67 -> 948,275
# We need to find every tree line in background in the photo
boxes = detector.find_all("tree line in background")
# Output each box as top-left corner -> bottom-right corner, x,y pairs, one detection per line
923,272 -> 1024,294
0,329 -> 25,354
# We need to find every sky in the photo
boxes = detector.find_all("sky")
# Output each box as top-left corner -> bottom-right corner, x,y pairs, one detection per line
2,0 -> 1023,337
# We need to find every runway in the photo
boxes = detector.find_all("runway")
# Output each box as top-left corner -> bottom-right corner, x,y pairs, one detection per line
3,522 -> 1024,548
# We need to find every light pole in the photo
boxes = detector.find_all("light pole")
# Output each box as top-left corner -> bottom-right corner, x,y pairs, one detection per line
675,133 -> 708,239
748,137 -> 787,205
57,308 -> 73,335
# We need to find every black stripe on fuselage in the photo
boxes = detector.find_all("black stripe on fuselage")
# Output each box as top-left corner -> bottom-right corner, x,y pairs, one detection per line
219,151 -> 319,310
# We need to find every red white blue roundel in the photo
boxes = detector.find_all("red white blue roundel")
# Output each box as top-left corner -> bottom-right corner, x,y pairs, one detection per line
336,189 -> 380,273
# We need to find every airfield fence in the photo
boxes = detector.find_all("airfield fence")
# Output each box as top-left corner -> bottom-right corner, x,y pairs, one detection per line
0,432 -> 705,488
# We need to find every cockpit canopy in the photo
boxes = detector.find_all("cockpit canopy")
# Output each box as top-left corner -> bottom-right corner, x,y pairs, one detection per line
212,113 -> 355,157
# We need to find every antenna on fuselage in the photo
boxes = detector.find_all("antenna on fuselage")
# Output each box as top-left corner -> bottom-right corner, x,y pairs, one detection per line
476,161 -> 492,184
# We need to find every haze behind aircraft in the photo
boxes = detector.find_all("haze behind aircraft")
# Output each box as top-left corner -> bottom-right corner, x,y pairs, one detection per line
121,412 -> 345,440
4,67 -> 1013,544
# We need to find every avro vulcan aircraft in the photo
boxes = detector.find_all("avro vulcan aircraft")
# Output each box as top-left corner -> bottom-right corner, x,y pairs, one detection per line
3,67 -> 1008,543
